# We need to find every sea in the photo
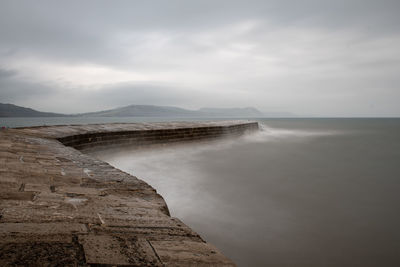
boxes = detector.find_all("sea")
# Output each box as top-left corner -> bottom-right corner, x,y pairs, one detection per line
3,117 -> 400,266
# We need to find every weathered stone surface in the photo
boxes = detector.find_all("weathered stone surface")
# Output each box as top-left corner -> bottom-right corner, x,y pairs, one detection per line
0,222 -> 87,236
0,241 -> 84,266
1,191 -> 37,201
79,234 -> 161,266
150,240 -> 236,266
0,121 -> 258,266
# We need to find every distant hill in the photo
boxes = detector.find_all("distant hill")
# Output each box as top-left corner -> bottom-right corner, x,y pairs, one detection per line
80,105 -> 200,117
0,103 -> 67,117
1,103 -> 293,118
80,105 -> 265,118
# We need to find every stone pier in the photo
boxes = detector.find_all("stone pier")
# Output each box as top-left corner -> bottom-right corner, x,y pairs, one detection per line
0,120 -> 258,266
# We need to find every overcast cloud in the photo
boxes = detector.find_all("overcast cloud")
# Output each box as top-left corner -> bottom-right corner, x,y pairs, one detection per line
1,0 -> 399,116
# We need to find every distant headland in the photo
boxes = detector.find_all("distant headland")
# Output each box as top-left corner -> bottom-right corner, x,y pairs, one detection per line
0,103 -> 294,118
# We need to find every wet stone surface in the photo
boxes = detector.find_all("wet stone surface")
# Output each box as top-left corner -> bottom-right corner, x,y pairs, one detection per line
0,121 -> 257,266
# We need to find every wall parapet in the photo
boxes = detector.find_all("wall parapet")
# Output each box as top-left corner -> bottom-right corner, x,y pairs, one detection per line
57,122 -> 259,151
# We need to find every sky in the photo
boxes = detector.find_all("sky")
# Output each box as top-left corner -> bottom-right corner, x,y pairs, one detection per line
0,0 -> 399,116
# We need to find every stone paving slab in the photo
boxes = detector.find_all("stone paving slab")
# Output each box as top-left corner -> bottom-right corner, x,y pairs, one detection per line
150,240 -> 236,266
0,121 -> 258,266
0,222 -> 87,237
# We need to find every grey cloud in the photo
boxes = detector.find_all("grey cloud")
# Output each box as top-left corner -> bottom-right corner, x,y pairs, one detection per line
1,0 -> 399,63
0,0 -> 400,116
0,68 -> 17,79
0,78 -> 58,106
87,83 -> 197,109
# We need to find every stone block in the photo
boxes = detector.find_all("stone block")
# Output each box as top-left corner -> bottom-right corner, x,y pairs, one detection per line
79,234 -> 161,266
150,240 -> 235,266
79,235 -> 131,265
1,191 -> 36,201
0,222 -> 87,236
0,241 -> 82,266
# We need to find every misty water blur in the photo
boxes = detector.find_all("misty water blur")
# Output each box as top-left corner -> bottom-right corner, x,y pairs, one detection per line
88,118 -> 400,267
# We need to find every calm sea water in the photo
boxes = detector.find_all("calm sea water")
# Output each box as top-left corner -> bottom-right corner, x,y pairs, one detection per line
90,118 -> 400,267
4,117 -> 400,266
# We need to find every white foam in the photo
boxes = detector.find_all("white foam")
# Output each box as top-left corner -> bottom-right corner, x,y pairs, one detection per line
242,123 -> 341,143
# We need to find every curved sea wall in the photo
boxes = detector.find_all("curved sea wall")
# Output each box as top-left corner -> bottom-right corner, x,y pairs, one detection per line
0,121 -> 258,266
57,121 -> 258,151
